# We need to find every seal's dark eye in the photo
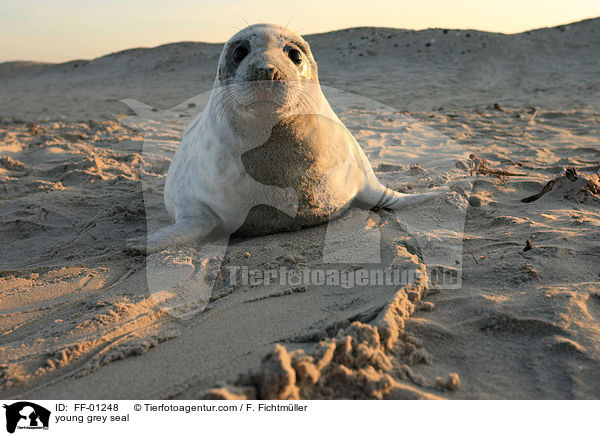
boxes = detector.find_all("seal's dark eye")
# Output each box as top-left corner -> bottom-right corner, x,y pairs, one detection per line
288,48 -> 302,64
233,45 -> 249,63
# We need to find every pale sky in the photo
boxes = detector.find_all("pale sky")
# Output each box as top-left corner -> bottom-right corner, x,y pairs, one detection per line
1,0 -> 599,63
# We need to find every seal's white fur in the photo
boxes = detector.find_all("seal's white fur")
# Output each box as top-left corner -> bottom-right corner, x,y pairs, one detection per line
128,24 -> 446,253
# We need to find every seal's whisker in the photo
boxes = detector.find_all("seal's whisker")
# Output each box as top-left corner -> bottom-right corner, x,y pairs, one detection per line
288,27 -> 306,39
281,18 -> 295,40
238,15 -> 257,39
291,87 -> 319,112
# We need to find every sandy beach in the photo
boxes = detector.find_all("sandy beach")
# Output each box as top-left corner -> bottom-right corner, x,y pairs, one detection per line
1,18 -> 599,399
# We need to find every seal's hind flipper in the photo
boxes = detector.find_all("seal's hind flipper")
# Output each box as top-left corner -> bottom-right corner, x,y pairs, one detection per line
357,182 -> 449,211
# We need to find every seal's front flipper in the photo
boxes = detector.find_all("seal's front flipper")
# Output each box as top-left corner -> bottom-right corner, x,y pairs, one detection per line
357,182 -> 449,211
127,214 -> 218,254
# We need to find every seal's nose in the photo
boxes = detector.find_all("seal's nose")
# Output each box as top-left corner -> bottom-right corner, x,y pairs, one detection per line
254,64 -> 281,81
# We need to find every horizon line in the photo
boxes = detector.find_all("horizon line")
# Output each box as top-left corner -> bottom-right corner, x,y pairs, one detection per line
2,15 -> 598,65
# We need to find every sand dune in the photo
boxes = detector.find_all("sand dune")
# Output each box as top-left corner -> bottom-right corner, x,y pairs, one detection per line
1,18 -> 599,399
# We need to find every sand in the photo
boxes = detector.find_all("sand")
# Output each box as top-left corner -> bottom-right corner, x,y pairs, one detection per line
1,18 -> 599,399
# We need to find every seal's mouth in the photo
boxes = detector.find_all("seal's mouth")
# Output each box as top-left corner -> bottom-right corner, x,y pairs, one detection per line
245,90 -> 275,103
238,81 -> 289,109
216,80 -> 318,119
243,99 -> 277,105
242,100 -> 281,113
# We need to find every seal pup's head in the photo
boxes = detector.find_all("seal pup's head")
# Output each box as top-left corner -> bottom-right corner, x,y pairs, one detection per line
212,24 -> 322,124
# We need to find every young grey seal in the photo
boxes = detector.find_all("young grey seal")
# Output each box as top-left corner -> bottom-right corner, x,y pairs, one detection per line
128,23 -> 447,253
